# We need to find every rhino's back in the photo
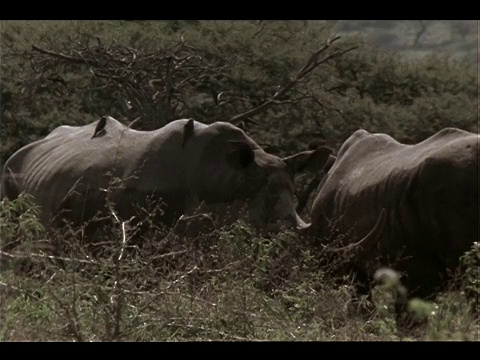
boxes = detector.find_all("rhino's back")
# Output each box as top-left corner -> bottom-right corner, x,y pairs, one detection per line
1,118 -> 195,222
312,128 -> 478,251
331,128 -> 476,196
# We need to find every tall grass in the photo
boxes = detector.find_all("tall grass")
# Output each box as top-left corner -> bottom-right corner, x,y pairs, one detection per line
1,196 -> 478,341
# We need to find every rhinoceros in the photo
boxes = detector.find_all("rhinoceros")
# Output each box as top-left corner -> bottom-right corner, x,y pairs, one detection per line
1,116 -> 334,234
309,127 -> 479,299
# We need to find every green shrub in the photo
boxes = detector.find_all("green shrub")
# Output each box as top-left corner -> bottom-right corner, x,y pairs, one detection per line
460,242 -> 480,311
0,193 -> 45,248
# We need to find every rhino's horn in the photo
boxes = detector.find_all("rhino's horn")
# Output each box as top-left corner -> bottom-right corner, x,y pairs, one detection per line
323,208 -> 387,254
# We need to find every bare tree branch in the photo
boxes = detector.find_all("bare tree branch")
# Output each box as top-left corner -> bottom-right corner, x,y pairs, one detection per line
413,20 -> 429,47
32,45 -> 91,65
28,32 -> 357,134
254,22 -> 267,37
228,37 -> 357,125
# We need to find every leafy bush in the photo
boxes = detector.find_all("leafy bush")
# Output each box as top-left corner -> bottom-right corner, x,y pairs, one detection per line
0,194 -> 45,249
460,242 -> 480,311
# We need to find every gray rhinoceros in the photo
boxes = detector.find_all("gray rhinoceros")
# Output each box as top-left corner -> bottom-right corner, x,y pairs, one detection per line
1,116 -> 332,233
309,127 -> 479,299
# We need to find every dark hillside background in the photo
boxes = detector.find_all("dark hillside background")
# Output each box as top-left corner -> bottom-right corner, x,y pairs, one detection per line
336,20 -> 476,59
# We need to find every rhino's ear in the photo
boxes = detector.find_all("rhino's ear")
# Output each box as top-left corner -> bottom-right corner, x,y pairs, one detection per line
283,146 -> 335,174
183,119 -> 195,147
226,141 -> 255,170
322,154 -> 337,173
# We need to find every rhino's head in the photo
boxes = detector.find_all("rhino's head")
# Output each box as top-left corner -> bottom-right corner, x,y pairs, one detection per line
183,120 -> 332,232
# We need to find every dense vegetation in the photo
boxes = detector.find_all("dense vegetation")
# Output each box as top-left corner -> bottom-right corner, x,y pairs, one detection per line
1,194 -> 479,341
0,20 -> 478,341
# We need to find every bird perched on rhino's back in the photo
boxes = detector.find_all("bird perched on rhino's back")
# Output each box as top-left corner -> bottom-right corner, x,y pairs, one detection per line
91,115 -> 107,138
309,127 -> 479,298
1,116 -> 332,233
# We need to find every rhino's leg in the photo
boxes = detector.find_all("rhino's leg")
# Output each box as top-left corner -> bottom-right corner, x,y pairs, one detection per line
172,213 -> 215,238
184,192 -> 203,216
